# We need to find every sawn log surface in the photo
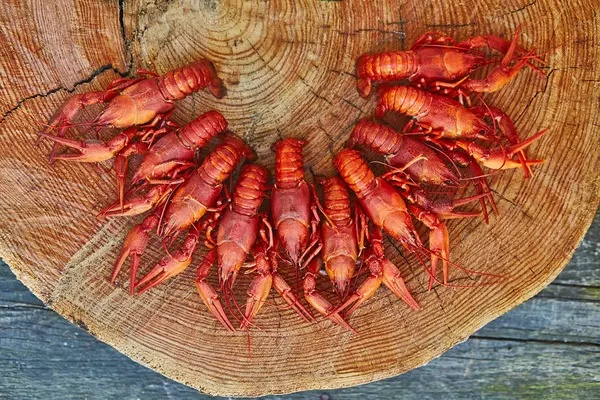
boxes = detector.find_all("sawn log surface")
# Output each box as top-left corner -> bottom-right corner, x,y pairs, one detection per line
0,0 -> 599,396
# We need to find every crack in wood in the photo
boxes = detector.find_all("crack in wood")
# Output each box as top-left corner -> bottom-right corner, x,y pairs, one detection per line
118,0 -> 134,75
514,68 -> 556,124
274,127 -> 284,141
506,0 -> 537,16
328,69 -> 357,79
0,64 -> 127,128
397,4 -> 407,50
316,120 -> 336,157
489,188 -> 532,220
341,98 -> 365,114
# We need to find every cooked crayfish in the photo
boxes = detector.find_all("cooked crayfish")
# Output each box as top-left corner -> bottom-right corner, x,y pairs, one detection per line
40,59 -> 225,161
348,118 -> 460,185
194,164 -> 270,328
319,176 -> 365,297
109,134 -> 255,294
270,139 -> 322,270
159,134 -> 255,241
356,27 -> 540,98
335,149 -> 460,287
347,118 -> 497,223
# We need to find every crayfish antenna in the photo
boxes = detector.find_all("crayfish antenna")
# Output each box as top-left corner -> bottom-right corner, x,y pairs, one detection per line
418,245 -> 513,290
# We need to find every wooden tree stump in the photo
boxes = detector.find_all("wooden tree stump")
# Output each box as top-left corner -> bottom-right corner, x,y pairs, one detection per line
1,0 -> 599,396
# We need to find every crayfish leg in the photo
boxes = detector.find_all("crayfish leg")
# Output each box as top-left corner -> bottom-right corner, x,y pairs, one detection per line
115,141 -> 149,209
454,128 -> 547,172
461,49 -> 534,94
366,227 -> 420,308
409,203 -> 450,290
110,215 -> 158,295
457,26 -> 543,76
411,31 -> 456,48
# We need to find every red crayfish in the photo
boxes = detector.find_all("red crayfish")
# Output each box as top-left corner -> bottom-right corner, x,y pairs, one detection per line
39,59 -> 225,162
356,27 -> 542,99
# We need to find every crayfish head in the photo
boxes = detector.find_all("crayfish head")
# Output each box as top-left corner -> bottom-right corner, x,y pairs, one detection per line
277,219 -> 309,266
382,210 -> 423,251
217,242 -> 247,287
325,256 -> 356,297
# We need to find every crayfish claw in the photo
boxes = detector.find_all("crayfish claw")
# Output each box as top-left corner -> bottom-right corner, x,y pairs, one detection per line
335,274 -> 382,317
134,264 -> 169,295
39,91 -> 118,161
381,259 -> 420,309
240,274 -> 272,330
111,251 -> 141,296
193,248 -> 235,331
135,229 -> 200,294
240,247 -> 273,330
195,280 -> 235,332
135,256 -> 191,295
306,291 -> 356,333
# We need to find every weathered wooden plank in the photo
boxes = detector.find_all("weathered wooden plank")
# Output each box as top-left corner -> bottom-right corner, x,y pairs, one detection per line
2,255 -> 598,398
472,284 -> 600,345
3,260 -> 599,347
553,213 -> 600,286
1,295 -> 598,400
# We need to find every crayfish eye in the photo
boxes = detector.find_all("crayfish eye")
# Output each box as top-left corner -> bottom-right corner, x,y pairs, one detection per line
444,179 -> 453,185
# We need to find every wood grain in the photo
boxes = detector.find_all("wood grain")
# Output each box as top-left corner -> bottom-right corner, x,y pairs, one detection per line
0,0 -> 599,396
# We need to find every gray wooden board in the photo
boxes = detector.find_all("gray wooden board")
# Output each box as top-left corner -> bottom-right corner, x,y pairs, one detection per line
1,212 -> 599,399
